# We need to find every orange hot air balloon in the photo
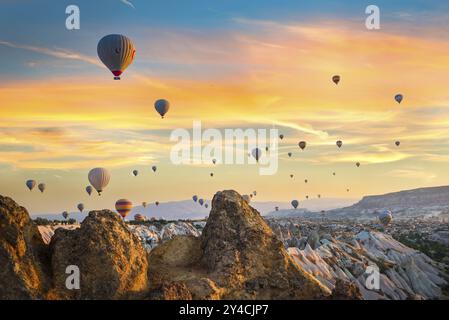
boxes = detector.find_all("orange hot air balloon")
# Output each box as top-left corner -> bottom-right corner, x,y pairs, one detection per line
115,199 -> 133,219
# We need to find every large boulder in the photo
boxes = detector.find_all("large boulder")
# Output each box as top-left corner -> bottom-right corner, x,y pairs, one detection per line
49,210 -> 148,299
0,195 -> 50,299
148,190 -> 331,299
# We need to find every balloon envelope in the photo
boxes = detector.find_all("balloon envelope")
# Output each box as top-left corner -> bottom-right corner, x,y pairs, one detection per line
26,180 -> 36,191
152,166 -> 157,172
77,203 -> 84,212
86,186 -> 93,196
379,210 -> 393,226
133,170 -> 138,176
193,195 -> 198,202
251,148 -> 262,162
291,200 -> 299,209
38,183 -> 46,193
336,140 -> 343,148
242,195 -> 251,203
115,199 -> 133,219
395,94 -> 403,104
298,141 -> 306,150
88,167 -> 110,195
97,34 -> 135,80
154,99 -> 170,118
62,211 -> 69,220
332,75 -> 340,85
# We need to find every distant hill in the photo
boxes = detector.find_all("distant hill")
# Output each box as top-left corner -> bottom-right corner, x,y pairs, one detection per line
32,197 -> 357,221
324,185 -> 449,220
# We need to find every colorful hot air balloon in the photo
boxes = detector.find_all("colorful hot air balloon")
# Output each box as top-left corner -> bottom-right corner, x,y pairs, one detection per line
97,34 -> 135,80
199,199 -> 204,206
134,214 -> 145,222
298,141 -> 306,150
279,134 -> 284,140
291,200 -> 299,209
38,183 -> 46,193
242,195 -> 251,203
133,170 -> 138,177
336,140 -> 343,148
332,75 -> 341,85
115,199 -> 133,219
395,94 -> 403,104
154,99 -> 170,118
142,202 -> 147,208
86,186 -> 93,196
193,195 -> 198,202
152,166 -> 157,173
88,167 -> 110,195
26,180 -> 36,191
77,203 -> 84,212
379,210 -> 393,226
62,211 -> 69,220
251,148 -> 262,162
395,141 -> 401,147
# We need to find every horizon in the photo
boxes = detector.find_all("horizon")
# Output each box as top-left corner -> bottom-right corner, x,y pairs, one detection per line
2,1 -> 449,215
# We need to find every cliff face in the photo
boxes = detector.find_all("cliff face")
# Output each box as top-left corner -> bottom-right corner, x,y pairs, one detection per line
0,195 -> 50,299
148,190 -> 332,300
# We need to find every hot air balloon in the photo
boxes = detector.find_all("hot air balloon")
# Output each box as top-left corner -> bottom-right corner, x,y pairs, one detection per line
395,141 -> 401,147
88,167 -> 110,195
199,199 -> 204,206
379,210 -> 393,226
212,159 -> 217,165
26,180 -> 36,191
305,179 -> 308,183
356,162 -> 360,167
154,99 -> 170,118
288,152 -> 292,158
275,206 -> 279,211
62,211 -> 69,220
333,172 -> 336,176
332,75 -> 340,85
317,194 -> 321,199
133,170 -> 138,177
155,201 -> 159,206
86,186 -> 93,196
290,174 -> 294,179
205,204 -> 209,209
152,166 -> 157,173
291,200 -> 299,209
253,191 -> 257,196
250,194 -> 253,198
193,195 -> 198,202
298,141 -> 306,150
97,34 -> 135,80
77,203 -> 84,212
242,195 -> 251,203
38,183 -> 46,193
306,195 -> 309,199
395,94 -> 403,104
251,148 -> 262,162
134,214 -> 145,222
279,134 -> 284,140
115,199 -> 133,219
142,202 -> 147,208
210,173 -> 214,177
347,188 -> 350,192
336,140 -> 343,148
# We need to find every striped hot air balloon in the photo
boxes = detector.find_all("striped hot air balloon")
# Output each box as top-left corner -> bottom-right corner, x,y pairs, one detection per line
134,214 -> 145,222
97,34 -> 136,80
115,199 -> 133,219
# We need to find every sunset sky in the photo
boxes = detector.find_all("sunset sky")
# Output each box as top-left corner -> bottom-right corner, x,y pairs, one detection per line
1,0 -> 449,214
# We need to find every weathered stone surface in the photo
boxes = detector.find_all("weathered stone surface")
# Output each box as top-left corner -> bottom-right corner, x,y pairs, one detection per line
0,195 -> 50,299
49,210 -> 148,299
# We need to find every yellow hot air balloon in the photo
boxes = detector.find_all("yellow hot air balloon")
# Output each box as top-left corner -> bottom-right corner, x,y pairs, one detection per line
97,34 -> 136,80
115,199 -> 133,219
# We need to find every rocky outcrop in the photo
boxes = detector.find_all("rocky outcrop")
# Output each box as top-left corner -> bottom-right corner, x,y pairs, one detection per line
148,190 -> 331,299
0,195 -> 50,299
49,210 -> 148,299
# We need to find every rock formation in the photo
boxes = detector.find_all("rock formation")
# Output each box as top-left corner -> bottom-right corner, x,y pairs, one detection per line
148,190 -> 331,299
49,210 -> 149,299
0,195 -> 50,299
